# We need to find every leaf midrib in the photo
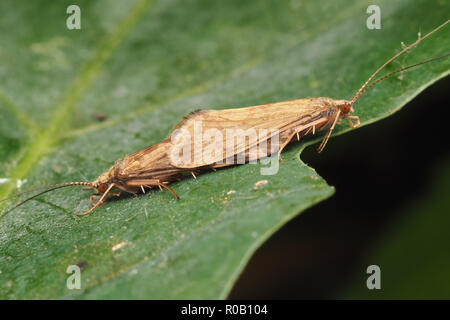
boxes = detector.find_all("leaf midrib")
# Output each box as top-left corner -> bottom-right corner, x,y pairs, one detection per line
0,0 -> 156,209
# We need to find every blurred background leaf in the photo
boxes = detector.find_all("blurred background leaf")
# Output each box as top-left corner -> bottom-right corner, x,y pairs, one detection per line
0,0 -> 448,299
343,159 -> 450,299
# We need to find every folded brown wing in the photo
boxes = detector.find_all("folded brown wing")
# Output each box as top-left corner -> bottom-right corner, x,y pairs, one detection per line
166,98 -> 332,168
116,140 -> 185,181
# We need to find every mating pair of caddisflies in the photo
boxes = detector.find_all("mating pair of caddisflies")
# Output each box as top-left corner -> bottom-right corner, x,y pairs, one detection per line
1,20 -> 448,216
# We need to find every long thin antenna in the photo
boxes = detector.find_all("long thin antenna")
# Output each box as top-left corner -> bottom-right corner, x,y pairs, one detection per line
0,181 -> 92,203
1,184 -> 91,215
356,53 -> 450,99
0,182 -> 93,216
351,19 -> 449,104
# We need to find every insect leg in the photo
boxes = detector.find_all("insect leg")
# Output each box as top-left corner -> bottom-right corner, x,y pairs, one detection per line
346,116 -> 360,128
278,118 -> 329,158
90,191 -> 121,206
125,179 -> 180,200
158,182 -> 180,199
90,194 -> 101,206
278,130 -> 304,160
278,123 -> 318,160
78,183 -> 115,216
303,126 -> 313,136
317,110 -> 341,153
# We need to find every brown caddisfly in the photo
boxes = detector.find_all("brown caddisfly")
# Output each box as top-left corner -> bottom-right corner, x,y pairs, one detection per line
1,20 -> 448,216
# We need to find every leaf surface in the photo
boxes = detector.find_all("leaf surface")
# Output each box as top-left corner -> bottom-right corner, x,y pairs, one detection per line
0,0 -> 448,298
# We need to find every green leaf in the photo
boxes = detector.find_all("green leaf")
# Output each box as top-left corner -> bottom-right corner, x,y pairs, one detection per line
0,0 -> 448,299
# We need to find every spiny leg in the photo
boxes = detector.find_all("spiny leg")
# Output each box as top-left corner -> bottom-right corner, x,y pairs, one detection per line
141,182 -> 180,199
278,129 -> 308,160
124,179 -> 180,200
317,110 -> 341,153
278,131 -> 297,161
158,182 -> 180,199
297,126 -> 312,140
277,119 -> 325,160
303,126 -> 313,136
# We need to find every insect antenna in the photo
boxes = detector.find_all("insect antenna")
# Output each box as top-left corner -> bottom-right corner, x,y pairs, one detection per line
354,53 -> 449,100
0,182 -> 92,215
351,19 -> 449,104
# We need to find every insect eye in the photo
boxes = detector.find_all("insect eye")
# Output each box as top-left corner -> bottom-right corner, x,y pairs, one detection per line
97,183 -> 108,193
340,104 -> 351,114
